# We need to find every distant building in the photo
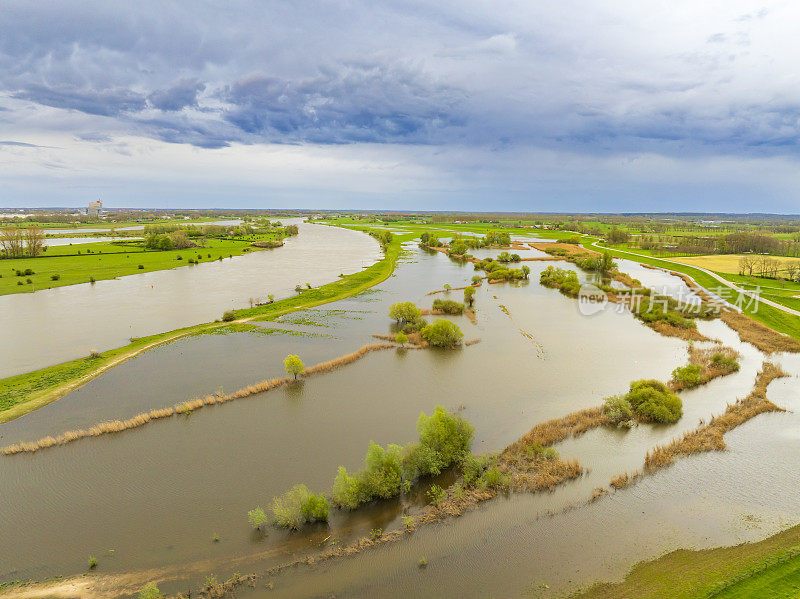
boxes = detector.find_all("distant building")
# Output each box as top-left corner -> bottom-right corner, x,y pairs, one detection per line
87,199 -> 103,216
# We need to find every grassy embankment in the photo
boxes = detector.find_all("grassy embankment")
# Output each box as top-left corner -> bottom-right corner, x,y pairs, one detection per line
0,229 -> 410,424
0,238 -> 271,295
584,238 -> 800,343
574,522 -> 800,598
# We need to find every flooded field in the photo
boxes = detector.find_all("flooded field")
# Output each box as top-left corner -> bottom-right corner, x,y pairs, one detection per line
0,220 -> 381,377
0,240 -> 797,597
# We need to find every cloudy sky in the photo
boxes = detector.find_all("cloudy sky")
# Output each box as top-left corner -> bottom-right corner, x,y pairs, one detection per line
1,0 -> 798,212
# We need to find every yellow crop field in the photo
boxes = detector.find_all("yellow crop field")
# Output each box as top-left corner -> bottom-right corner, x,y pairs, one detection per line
671,254 -> 800,274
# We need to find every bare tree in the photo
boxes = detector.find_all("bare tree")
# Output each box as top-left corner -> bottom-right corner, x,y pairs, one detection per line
784,261 -> 798,282
739,255 -> 755,276
24,226 -> 45,257
0,227 -> 24,258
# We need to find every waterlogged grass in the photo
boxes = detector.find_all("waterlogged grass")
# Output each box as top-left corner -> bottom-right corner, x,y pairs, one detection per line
0,229 -> 410,423
190,323 -> 331,339
573,523 -> 800,599
275,308 -> 367,328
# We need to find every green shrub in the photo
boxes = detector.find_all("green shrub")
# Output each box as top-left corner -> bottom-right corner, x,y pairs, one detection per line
602,395 -> 634,425
671,364 -> 703,387
88,555 -> 97,569
417,406 -> 474,472
432,298 -> 464,314
626,380 -> 682,424
247,507 -> 269,530
138,264 -> 144,269
24,268 -> 34,275
89,276 -> 96,283
51,274 -> 60,281
461,453 -> 491,487
427,484 -> 447,506
138,583 -> 165,599
482,465 -> 509,489
221,310 -> 236,322
272,484 -> 329,529
421,319 -> 464,347
711,352 -> 740,371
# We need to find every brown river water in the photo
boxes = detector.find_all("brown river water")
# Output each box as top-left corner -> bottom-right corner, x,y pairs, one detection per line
0,237 -> 798,597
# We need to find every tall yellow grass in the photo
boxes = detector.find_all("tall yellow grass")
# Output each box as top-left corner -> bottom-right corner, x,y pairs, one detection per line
644,362 -> 788,473
2,343 -> 395,456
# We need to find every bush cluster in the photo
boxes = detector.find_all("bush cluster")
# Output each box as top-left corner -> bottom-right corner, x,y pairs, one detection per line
475,259 -> 530,281
626,379 -> 683,424
332,407 -> 474,509
604,379 -> 683,425
711,352 -> 740,371
421,319 -> 464,347
432,298 -> 464,314
539,266 -> 581,296
496,251 -> 521,263
671,364 -> 703,387
271,484 -> 330,529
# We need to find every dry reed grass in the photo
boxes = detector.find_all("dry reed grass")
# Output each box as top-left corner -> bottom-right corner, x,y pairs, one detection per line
644,362 -> 788,473
465,308 -> 476,324
610,472 -> 631,489
647,321 -> 711,342
464,338 -> 481,346
426,284 -> 476,295
720,309 -> 800,354
2,343 -> 395,456
504,407 -> 609,455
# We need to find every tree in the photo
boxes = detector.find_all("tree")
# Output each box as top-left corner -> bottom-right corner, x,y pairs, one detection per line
600,251 -> 616,274
395,332 -> 409,347
389,301 -> 421,324
463,286 -> 476,306
739,255 -> 755,276
421,319 -> 464,348
521,265 -> 531,279
786,262 -> 799,282
24,226 -> 45,257
471,275 -> 482,285
0,227 -> 24,258
284,354 -> 304,379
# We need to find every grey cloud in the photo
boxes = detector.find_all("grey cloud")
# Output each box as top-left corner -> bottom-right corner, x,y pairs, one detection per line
222,64 -> 465,144
148,79 -> 206,111
13,84 -> 147,116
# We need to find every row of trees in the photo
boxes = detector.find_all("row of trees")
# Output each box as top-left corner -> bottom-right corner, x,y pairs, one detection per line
0,227 -> 46,258
739,255 -> 800,281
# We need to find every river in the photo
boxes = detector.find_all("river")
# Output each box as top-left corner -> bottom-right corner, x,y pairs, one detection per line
1,241 -> 797,598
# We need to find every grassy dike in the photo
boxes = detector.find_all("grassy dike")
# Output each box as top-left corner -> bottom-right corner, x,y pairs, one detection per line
583,238 -> 800,342
573,522 -> 800,599
0,228 -> 411,424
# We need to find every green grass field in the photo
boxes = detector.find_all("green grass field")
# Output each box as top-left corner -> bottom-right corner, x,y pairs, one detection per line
0,237 -> 276,295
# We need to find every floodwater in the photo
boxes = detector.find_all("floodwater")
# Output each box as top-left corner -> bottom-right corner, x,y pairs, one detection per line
0,220 -> 380,378
0,241 -> 797,598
